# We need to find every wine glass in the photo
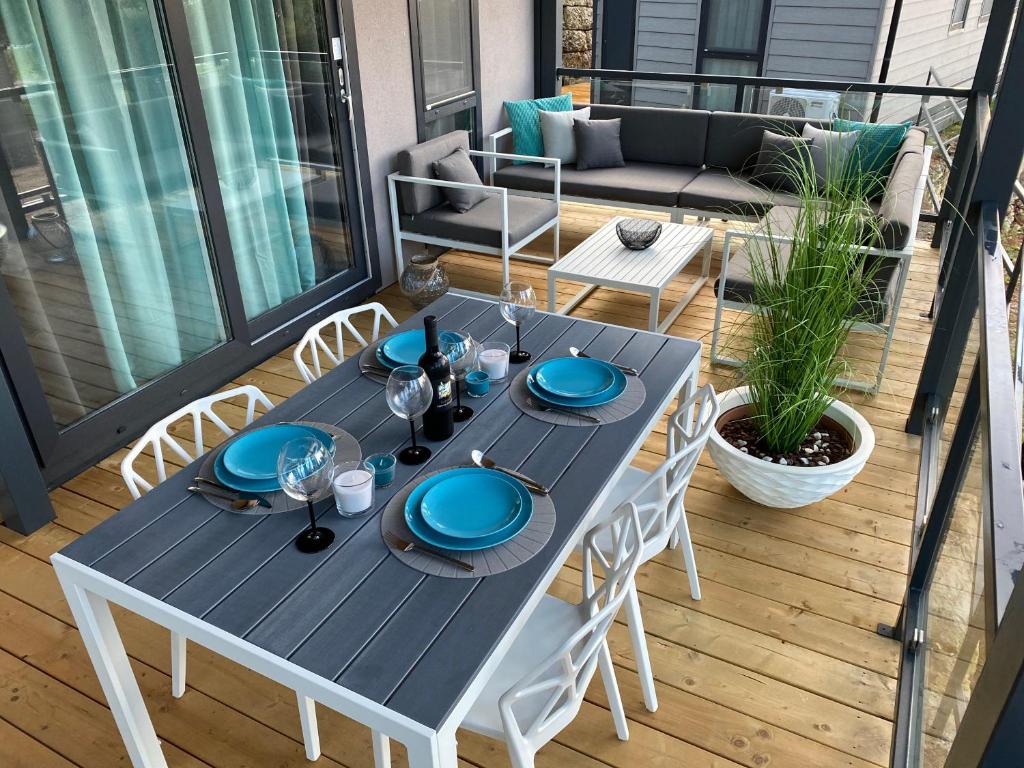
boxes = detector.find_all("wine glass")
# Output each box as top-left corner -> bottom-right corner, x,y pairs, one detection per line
386,365 -> 434,464
277,436 -> 336,553
500,281 -> 536,363
441,330 -> 479,422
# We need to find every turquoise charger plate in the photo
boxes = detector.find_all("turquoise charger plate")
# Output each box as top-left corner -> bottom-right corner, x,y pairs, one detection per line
404,468 -> 533,551
222,424 -> 335,480
533,357 -> 617,398
526,365 -> 626,408
213,451 -> 282,493
380,329 -> 427,366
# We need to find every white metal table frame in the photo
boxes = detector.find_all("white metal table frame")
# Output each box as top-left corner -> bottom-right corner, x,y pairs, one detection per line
49,347 -> 700,768
547,218 -> 714,333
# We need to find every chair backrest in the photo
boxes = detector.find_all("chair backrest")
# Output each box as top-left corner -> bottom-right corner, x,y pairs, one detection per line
498,503 -> 643,758
120,385 -> 273,499
632,383 -> 719,554
292,302 -> 398,384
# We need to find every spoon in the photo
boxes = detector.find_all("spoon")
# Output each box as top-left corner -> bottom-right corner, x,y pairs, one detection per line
470,449 -> 550,495
569,346 -> 639,376
188,486 -> 260,511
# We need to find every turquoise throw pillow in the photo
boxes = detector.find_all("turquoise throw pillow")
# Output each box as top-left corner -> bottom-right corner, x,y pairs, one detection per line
833,118 -> 912,197
504,94 -> 572,164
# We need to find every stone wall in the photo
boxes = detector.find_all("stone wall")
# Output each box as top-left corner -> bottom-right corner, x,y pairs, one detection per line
562,0 -> 593,71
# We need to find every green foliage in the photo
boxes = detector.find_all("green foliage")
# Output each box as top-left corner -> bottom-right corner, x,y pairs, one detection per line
742,138 -> 884,453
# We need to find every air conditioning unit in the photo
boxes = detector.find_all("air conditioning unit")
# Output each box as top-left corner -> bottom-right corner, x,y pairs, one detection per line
767,88 -> 841,119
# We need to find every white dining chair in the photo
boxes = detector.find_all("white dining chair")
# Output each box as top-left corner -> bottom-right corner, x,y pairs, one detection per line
118,385 -> 322,759
582,382 -> 718,712
292,302 -> 398,384
365,502 -> 644,768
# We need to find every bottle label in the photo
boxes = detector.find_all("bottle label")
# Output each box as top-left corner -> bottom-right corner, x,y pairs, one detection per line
437,378 -> 453,405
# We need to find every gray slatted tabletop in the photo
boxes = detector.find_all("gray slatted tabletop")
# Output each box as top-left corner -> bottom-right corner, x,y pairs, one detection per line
57,293 -> 700,734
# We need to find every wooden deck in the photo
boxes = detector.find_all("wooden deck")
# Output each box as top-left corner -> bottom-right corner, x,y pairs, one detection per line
0,200 -> 956,768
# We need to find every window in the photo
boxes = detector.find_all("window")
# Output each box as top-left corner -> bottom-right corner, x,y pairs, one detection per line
695,0 -> 771,111
951,0 -> 970,29
409,0 -> 481,144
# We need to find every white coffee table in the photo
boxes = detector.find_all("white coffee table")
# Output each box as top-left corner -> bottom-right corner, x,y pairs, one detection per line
547,217 -> 713,332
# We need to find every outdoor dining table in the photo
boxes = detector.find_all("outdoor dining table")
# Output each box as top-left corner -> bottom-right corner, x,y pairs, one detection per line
51,291 -> 701,768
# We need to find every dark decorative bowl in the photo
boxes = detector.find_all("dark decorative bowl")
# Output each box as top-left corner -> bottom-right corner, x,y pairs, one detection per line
615,218 -> 662,250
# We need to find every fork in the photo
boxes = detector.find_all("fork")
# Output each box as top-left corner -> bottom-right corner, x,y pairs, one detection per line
384,531 -> 475,572
526,396 -> 602,424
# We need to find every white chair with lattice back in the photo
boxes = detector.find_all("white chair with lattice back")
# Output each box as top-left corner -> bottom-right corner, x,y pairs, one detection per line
581,382 -> 718,712
368,503 -> 643,768
292,302 -> 398,384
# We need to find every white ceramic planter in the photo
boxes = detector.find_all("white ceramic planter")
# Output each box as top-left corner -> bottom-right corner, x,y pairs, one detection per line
707,386 -> 875,509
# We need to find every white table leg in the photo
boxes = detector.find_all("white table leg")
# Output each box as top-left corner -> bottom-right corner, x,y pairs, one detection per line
405,729 -> 458,768
648,288 -> 661,332
297,694 -> 321,761
57,577 -> 167,768
547,270 -> 557,312
372,731 -> 391,768
170,632 -> 186,698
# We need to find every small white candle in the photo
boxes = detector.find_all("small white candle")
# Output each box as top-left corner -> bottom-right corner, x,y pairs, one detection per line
479,348 -> 509,380
333,469 -> 374,516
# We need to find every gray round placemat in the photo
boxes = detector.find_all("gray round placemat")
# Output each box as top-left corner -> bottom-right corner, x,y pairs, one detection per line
358,340 -> 392,382
381,468 -> 556,579
196,422 -> 361,514
508,366 -> 646,426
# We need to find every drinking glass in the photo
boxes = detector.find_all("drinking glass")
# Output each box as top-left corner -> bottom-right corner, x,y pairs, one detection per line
441,330 -> 479,422
499,281 -> 536,363
277,436 -> 336,553
386,365 -> 434,464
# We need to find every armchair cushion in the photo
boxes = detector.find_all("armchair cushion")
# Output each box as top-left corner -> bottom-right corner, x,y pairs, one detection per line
432,147 -> 486,213
397,131 -> 470,215
400,195 -> 557,249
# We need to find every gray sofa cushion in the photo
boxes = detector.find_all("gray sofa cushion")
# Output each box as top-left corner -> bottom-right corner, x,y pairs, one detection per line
494,162 -> 701,207
705,112 -> 827,173
433,147 -> 486,213
575,118 -> 626,170
715,204 -> 899,324
397,131 -> 470,215
400,195 -> 558,249
749,131 -> 811,193
589,104 -> 710,167
678,168 -> 802,216
874,143 -> 925,250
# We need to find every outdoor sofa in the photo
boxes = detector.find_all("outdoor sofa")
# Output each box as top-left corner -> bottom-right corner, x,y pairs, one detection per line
488,106 -> 931,392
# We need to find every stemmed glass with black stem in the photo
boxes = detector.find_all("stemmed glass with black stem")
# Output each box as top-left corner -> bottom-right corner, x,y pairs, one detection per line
500,281 -> 536,364
441,330 -> 479,422
386,365 -> 434,464
277,436 -> 336,553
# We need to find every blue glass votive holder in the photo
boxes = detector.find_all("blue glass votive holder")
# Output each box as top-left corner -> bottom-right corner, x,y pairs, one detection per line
364,452 -> 397,488
465,370 -> 490,398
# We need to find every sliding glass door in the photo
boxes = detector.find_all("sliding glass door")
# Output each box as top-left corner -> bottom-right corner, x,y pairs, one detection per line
0,0 -> 368,483
695,0 -> 770,111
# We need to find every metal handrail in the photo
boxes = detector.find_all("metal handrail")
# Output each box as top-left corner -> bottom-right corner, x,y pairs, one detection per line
555,66 -> 973,98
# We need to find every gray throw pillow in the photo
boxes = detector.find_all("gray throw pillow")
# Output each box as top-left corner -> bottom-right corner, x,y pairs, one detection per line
574,118 -> 625,171
539,107 -> 590,163
750,130 -> 812,193
801,123 -> 858,189
432,147 -> 487,213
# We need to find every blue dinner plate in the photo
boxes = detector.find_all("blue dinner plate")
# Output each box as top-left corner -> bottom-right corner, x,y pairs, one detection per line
222,424 -> 335,480
213,451 -> 282,493
380,329 -> 427,366
526,366 -> 626,408
404,468 -> 533,551
420,472 -> 524,538
534,357 -> 617,398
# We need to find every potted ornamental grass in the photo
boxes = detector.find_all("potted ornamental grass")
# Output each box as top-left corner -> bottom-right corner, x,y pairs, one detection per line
708,137 -> 883,508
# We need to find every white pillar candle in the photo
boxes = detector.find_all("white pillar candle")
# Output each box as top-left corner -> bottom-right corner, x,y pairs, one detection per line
478,348 -> 509,380
333,469 -> 374,516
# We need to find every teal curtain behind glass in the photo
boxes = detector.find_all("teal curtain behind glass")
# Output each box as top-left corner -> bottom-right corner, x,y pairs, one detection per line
184,0 -> 317,319
1,0 -> 227,392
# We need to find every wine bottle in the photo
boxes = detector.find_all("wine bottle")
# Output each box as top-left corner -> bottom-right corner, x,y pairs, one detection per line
419,315 -> 454,441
